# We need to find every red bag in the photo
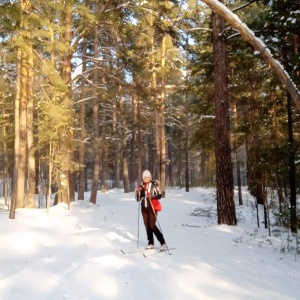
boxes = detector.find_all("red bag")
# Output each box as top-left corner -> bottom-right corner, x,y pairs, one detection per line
151,199 -> 162,212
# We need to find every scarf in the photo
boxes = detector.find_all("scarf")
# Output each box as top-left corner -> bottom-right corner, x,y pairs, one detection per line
143,182 -> 152,207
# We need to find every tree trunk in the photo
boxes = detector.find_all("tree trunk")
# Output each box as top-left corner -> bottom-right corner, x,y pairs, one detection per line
17,49 -> 28,208
89,104 -> 100,204
149,125 -> 155,175
184,75 -> 190,192
281,26 -> 297,233
77,41 -> 87,201
168,141 -> 174,187
26,45 -> 36,208
101,111 -> 107,194
212,3 -> 237,225
119,85 -> 130,193
113,101 -> 120,189
46,142 -> 54,214
177,142 -> 182,188
9,47 -> 21,219
137,95 -> 143,184
55,0 -> 73,206
2,98 -> 9,207
263,188 -> 268,230
130,92 -> 138,191
232,101 -> 243,205
287,92 -> 297,233
199,151 -> 206,186
159,35 -> 167,197
90,26 -> 100,204
152,33 -> 160,181
153,34 -> 167,196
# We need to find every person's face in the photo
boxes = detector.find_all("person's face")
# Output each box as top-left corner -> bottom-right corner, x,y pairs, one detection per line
143,176 -> 151,183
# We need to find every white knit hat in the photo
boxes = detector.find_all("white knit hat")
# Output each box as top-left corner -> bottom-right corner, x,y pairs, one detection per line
142,170 -> 152,180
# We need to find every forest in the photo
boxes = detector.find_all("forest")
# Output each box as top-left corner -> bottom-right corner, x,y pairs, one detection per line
0,0 -> 299,230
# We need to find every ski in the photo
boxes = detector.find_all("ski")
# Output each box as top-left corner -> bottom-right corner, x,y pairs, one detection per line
143,247 -> 175,258
121,248 -> 144,255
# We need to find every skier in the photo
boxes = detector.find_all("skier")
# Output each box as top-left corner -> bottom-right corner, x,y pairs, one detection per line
136,170 -> 166,251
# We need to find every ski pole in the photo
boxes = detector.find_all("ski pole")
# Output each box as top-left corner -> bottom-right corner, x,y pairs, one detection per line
149,198 -> 172,255
137,191 -> 141,249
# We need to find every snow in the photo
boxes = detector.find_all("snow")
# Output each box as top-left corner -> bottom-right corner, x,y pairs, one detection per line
0,187 -> 299,300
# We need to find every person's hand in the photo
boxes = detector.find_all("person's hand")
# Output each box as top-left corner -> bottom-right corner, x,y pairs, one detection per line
136,186 -> 142,193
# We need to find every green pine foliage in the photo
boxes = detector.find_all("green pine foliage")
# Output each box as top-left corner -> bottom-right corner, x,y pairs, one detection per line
0,0 -> 299,226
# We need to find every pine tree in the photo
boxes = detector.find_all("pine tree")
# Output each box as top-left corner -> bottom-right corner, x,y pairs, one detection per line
212,1 -> 237,225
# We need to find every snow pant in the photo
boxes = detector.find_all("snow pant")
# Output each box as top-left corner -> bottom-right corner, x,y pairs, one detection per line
141,207 -> 165,246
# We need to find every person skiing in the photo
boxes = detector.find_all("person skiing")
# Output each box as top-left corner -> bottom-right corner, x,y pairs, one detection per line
136,170 -> 166,251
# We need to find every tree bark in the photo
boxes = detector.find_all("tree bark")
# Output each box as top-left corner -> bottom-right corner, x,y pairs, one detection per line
77,41 -> 87,201
101,110 -> 107,194
184,66 -> 190,192
26,45 -> 36,208
212,2 -> 237,225
113,101 -> 120,189
2,107 -> 9,207
55,0 -> 73,207
17,48 -> 28,208
46,142 -> 53,214
9,48 -> 21,219
130,92 -> 138,191
119,85 -> 130,193
280,16 -> 297,233
159,34 -> 167,197
232,101 -> 243,206
137,95 -> 143,184
287,92 -> 297,233
90,26 -> 100,204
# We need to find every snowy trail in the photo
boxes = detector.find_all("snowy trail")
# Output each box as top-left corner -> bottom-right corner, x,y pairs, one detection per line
0,188 -> 299,299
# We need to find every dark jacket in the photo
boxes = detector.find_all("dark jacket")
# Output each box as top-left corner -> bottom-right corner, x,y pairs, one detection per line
136,180 -> 161,209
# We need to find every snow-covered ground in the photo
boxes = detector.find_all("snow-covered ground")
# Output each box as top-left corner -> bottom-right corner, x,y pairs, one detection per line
0,187 -> 299,300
